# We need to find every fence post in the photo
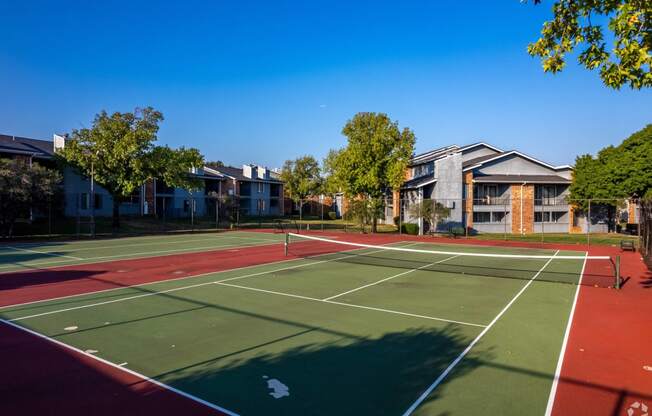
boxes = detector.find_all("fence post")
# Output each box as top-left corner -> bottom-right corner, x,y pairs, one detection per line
587,199 -> 591,247
398,198 -> 402,235
615,256 -> 621,289
215,198 -> 220,230
284,232 -> 289,256
504,201 -> 507,241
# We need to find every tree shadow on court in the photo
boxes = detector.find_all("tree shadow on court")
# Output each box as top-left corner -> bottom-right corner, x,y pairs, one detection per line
140,325 -> 492,416
0,268 -> 107,292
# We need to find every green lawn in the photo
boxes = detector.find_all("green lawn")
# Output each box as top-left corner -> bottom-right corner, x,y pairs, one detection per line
1,239 -> 593,415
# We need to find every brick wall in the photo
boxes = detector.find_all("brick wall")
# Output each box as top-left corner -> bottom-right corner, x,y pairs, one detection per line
393,190 -> 400,218
511,184 -> 534,234
628,199 -> 638,224
464,171 -> 473,228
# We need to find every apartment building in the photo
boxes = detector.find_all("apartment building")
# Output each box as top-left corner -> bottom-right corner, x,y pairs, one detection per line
398,142 -> 578,234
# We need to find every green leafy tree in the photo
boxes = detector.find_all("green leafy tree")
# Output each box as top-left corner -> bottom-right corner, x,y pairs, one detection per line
528,0 -> 652,89
205,160 -> 225,169
0,159 -> 62,237
343,198 -> 374,233
330,112 -> 415,233
280,155 -> 323,220
408,199 -> 452,234
60,107 -> 204,229
570,124 -> 652,230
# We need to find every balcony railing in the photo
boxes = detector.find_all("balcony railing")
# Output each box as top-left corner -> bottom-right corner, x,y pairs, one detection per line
534,197 -> 568,206
473,197 -> 510,206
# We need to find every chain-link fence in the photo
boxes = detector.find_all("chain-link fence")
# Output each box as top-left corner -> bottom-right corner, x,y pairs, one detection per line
640,199 -> 651,267
2,190 -> 643,247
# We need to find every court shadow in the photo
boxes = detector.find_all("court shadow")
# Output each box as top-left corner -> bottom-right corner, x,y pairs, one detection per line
137,325 -> 490,416
0,268 -> 107,292
0,320 -> 215,416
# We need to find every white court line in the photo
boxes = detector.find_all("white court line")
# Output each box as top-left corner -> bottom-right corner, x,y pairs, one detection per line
0,319 -> 239,416
0,240 -> 401,310
7,244 -> 398,321
0,240 -> 283,272
401,250 -> 561,416
289,233 -> 606,260
322,253 -> 460,301
544,252 -> 588,416
216,282 -> 486,328
0,235 -> 276,255
5,245 -> 83,260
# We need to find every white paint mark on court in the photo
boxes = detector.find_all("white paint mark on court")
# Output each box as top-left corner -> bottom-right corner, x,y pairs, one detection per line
118,362 -> 128,367
263,376 -> 289,399
64,326 -> 78,331
85,349 -> 98,354
643,365 -> 652,372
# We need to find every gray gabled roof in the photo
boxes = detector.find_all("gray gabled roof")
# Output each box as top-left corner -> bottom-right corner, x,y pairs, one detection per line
0,134 -> 55,158
410,145 -> 459,166
462,150 -> 573,172
401,175 -> 437,189
462,152 -> 507,168
212,165 -> 283,183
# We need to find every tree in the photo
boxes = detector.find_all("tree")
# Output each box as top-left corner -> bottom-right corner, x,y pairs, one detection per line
60,107 -> 204,229
330,112 -> 415,233
205,160 -> 225,169
408,199 -> 452,234
570,124 -> 652,230
528,0 -> 652,89
0,159 -> 62,238
280,155 -> 323,220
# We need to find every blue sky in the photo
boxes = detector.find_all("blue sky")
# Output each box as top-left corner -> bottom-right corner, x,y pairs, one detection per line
1,1 -> 650,168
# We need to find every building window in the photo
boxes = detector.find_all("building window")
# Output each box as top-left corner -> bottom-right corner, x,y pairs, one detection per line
473,212 -> 491,223
535,211 -> 565,223
257,199 -> 266,212
258,182 -> 264,193
492,211 -> 507,223
80,193 -> 89,210
94,194 -> 102,210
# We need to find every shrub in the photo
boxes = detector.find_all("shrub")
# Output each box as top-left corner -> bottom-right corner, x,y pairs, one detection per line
401,223 -> 419,235
449,226 -> 465,238
327,211 -> 337,220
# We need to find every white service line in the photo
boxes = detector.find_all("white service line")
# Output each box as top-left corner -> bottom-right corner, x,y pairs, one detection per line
0,235 -> 276,255
0,319 -> 239,416
5,245 -> 83,260
322,253 -> 460,301
0,240 -> 282,272
401,250 -> 561,416
0,240 -> 401,310
544,252 -> 588,416
216,282 -> 486,328
7,244 -> 399,321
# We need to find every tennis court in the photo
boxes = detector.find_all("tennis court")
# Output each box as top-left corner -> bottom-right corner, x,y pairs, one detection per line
0,232 -> 620,415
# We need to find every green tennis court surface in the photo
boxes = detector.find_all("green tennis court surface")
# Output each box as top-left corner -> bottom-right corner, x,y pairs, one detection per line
0,231 -> 285,273
0,235 -> 611,415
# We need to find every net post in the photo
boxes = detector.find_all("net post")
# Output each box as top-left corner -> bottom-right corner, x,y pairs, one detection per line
615,255 -> 621,289
284,232 -> 289,256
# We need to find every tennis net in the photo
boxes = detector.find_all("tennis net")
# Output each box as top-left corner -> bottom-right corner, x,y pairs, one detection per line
285,233 -> 621,288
